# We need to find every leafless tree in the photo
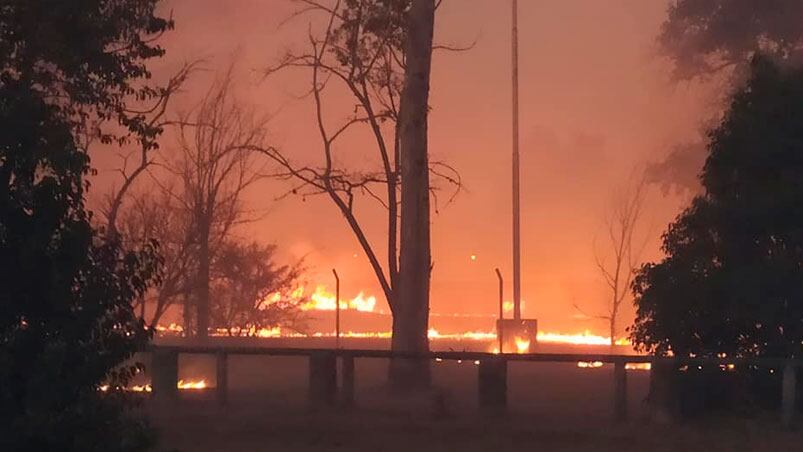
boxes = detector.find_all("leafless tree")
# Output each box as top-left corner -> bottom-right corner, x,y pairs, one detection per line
261,1 -> 458,382
584,174 -> 650,346
117,187 -> 195,328
164,66 -> 269,338
102,61 -> 201,238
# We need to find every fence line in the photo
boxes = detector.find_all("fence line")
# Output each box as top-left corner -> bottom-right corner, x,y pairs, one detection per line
146,345 -> 799,426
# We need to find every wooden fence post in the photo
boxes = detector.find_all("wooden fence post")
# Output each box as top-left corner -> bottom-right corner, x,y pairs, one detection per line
648,359 -> 679,423
613,361 -> 627,422
782,360 -> 796,428
216,351 -> 228,407
340,353 -> 355,408
309,350 -> 337,409
478,357 -> 507,416
151,349 -> 178,403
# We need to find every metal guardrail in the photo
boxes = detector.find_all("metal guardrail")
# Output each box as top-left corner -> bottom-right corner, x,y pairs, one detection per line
146,345 -> 800,426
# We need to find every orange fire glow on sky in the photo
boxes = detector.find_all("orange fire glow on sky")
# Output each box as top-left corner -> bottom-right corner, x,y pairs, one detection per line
90,0 -> 706,339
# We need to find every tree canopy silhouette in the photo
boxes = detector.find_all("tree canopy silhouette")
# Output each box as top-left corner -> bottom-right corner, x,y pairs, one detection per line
632,56 -> 803,359
0,1 -> 170,450
650,1 -> 803,194
659,0 -> 803,81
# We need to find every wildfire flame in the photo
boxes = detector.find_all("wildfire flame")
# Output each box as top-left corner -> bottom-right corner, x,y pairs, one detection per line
155,286 -> 637,349
502,300 -> 526,314
514,336 -> 531,353
625,363 -> 651,371
537,330 -> 630,346
577,361 -> 604,369
574,362 -> 652,371
157,322 -> 634,348
98,384 -> 153,392
177,379 -> 208,390
277,285 -> 377,312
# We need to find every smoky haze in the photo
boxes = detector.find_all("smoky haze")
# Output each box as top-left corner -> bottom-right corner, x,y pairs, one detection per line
89,0 -> 714,334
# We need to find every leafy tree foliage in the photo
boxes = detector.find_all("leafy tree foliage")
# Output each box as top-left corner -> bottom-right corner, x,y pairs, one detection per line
632,56 -> 803,359
0,1 -> 170,450
210,241 -> 304,336
650,1 -> 803,194
659,0 -> 803,81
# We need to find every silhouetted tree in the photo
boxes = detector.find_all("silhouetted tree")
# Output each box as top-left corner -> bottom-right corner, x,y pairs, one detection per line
168,67 -> 268,338
650,0 -> 803,193
103,61 -> 200,239
659,0 -> 803,81
263,0 -> 458,389
393,0 -> 436,390
210,241 -> 305,336
0,1 -> 170,450
632,57 -> 803,359
117,188 -> 195,328
586,174 -> 648,346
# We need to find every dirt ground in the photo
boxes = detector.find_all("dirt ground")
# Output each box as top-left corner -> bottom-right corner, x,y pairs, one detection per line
144,355 -> 803,452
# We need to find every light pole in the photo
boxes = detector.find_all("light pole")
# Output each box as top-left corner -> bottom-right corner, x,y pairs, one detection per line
333,268 -> 340,349
495,268 -> 504,353
511,0 -> 522,321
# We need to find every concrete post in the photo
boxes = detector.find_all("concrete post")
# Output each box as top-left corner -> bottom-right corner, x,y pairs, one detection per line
151,349 -> 178,403
478,357 -> 507,416
782,360 -> 796,428
309,351 -> 337,409
613,361 -> 627,422
216,351 -> 228,407
340,354 -> 355,408
648,359 -> 679,423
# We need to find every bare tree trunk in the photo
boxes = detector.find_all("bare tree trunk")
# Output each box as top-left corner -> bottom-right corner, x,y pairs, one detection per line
610,315 -> 616,348
390,0 -> 435,391
197,218 -> 211,340
589,173 -> 648,351
182,290 -> 191,337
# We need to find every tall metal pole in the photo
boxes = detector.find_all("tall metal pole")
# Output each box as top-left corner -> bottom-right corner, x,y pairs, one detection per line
333,269 -> 340,349
511,0 -> 522,320
495,268 -> 504,353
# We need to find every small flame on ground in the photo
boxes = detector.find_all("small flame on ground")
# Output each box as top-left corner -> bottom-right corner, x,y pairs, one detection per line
537,330 -> 630,346
177,379 -> 208,390
158,324 -> 633,348
577,361 -> 604,369
573,362 -> 652,371
514,336 -> 531,353
98,384 -> 152,392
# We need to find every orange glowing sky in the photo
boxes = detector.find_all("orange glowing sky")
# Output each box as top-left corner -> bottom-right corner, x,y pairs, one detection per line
91,0 -> 717,334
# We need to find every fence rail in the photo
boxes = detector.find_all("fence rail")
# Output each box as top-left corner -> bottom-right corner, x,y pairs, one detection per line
146,345 -> 800,425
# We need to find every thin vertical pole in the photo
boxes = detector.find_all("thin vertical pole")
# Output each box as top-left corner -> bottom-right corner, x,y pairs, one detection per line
216,351 -> 228,407
333,269 -> 340,349
614,361 -> 627,422
511,0 -> 522,321
495,268 -> 504,353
